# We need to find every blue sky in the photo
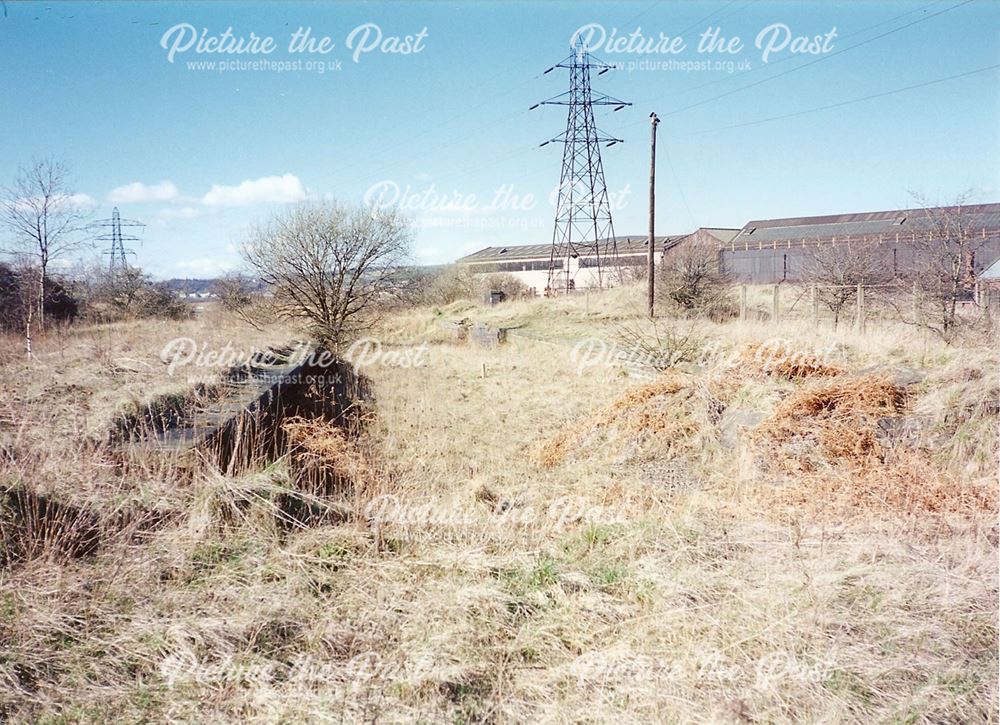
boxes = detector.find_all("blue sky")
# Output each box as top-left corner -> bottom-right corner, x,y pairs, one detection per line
1,0 -> 998,278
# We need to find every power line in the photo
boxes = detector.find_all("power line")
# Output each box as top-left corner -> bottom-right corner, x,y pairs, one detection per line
326,5 -> 748,206
332,3 -> 763,197
334,72 -> 544,183
330,2 -> 702,189
369,0 -> 972,190
671,0 -> 747,38
658,0 -> 974,119
354,106 -> 532,186
617,0 -> 756,236
675,63 -> 999,137
397,62 -> 997,251
619,0 -> 667,31
338,4 -> 982,251
662,139 -> 696,229
670,0 -> 948,99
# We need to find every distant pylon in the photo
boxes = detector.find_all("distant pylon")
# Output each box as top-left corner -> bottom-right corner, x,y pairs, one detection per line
532,39 -> 630,294
89,207 -> 145,273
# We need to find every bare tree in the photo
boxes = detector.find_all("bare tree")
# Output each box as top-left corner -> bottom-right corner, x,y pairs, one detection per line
899,191 -> 989,341
241,201 -> 412,345
803,239 -> 886,328
658,234 -> 729,315
1,159 -> 88,327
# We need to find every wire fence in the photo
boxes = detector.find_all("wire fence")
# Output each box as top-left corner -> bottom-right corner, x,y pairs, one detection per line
734,282 -> 999,332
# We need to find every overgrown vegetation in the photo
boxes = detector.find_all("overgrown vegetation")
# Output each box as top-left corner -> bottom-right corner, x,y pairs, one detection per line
82,267 -> 191,322
0,281 -> 996,722
240,200 -> 412,346
658,233 -> 734,318
416,266 -> 530,306
0,263 -> 78,331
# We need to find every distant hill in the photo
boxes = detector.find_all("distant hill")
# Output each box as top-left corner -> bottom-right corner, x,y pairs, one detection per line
160,278 -> 217,295
161,277 -> 268,296
161,266 -> 446,296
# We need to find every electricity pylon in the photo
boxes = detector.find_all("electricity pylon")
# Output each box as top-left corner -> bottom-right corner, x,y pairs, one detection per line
90,207 -> 145,273
532,40 -> 630,294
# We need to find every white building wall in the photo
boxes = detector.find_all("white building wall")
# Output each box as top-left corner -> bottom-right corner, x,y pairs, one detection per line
504,269 -> 550,293
463,254 -> 650,295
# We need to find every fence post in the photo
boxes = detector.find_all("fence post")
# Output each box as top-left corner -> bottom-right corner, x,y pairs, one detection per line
854,283 -> 865,333
911,280 -> 921,326
810,285 -> 818,326
772,284 -> 780,324
740,285 -> 747,321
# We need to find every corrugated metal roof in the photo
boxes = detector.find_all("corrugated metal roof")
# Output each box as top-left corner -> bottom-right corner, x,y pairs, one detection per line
458,244 -> 553,262
980,257 -> 1000,280
737,203 -> 1000,244
457,234 -> 688,263
700,228 -> 741,244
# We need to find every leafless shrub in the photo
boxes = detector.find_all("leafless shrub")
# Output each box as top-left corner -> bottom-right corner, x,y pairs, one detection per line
803,239 -> 887,328
479,272 -> 529,301
241,201 -> 412,346
415,265 -> 479,305
658,235 -> 731,316
615,317 -> 705,370
890,191 -> 992,342
215,273 -> 273,330
84,267 -> 190,322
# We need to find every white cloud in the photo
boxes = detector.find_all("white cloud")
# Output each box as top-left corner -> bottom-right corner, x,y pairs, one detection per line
66,193 -> 99,209
108,180 -> 179,204
414,246 -> 440,260
158,206 -> 202,220
201,174 -> 307,207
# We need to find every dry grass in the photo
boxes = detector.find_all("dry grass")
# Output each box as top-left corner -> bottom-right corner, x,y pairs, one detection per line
752,375 -> 908,471
739,339 -> 844,379
0,289 -> 997,722
750,454 -> 998,520
283,416 -> 380,496
533,372 -> 714,468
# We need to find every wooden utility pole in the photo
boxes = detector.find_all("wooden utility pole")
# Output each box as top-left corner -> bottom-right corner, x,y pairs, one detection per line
647,112 -> 659,318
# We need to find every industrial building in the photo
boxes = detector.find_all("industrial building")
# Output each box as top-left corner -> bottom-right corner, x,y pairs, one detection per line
455,203 -> 1000,291
979,257 -> 1000,297
720,203 -> 1000,283
456,228 -> 739,294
